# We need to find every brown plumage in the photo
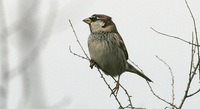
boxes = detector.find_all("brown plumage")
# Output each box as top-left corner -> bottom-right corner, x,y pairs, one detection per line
83,14 -> 152,93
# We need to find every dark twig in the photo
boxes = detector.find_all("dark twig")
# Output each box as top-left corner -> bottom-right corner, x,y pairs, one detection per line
156,56 -> 175,109
69,46 -> 89,60
185,0 -> 200,80
178,1 -> 200,108
147,82 -> 178,109
189,34 -> 195,78
150,27 -> 199,47
68,20 -> 90,59
111,77 -> 134,109
129,59 -> 178,109
97,69 -> 124,109
187,88 -> 200,98
179,59 -> 200,109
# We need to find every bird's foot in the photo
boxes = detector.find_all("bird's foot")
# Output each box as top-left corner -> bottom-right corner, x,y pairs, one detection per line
110,81 -> 120,96
90,59 -> 95,69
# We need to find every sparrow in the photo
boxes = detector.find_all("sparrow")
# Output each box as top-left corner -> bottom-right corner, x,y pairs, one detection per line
83,14 -> 152,93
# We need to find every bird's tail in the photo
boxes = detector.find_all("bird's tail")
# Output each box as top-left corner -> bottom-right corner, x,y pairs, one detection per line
126,62 -> 153,82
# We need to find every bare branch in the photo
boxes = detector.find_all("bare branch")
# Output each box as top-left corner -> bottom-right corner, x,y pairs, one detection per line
129,59 -> 178,109
150,27 -> 200,47
178,1 -> 200,108
156,56 -> 175,109
111,77 -> 134,109
97,69 -> 124,109
185,0 -> 200,80
68,20 -> 90,60
187,88 -> 200,98
189,34 -> 195,77
69,46 -> 89,60
147,82 -> 178,109
178,59 -> 200,109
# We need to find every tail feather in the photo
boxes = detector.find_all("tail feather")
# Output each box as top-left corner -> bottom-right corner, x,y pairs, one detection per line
126,62 -> 153,82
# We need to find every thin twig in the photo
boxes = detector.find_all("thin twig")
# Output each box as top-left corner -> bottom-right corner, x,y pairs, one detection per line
111,77 -> 134,109
185,0 -> 200,80
69,46 -> 89,60
97,69 -> 124,109
156,56 -> 175,109
189,34 -> 194,78
147,82 -> 178,109
187,88 -> 200,97
178,59 -> 200,109
178,1 -> 200,108
68,20 -> 90,59
129,59 -> 178,109
150,27 -> 199,47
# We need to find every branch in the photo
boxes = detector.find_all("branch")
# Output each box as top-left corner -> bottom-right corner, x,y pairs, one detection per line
69,46 -> 89,61
156,56 -> 175,109
129,59 -> 178,109
150,27 -> 200,47
179,59 -> 200,109
147,82 -> 178,109
178,1 -> 200,108
187,88 -> 200,98
189,34 -> 195,77
185,0 -> 200,80
97,69 -> 124,109
68,20 -> 90,59
111,77 -> 134,109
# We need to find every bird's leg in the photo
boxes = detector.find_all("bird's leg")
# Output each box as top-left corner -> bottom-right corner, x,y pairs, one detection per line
90,59 -> 95,69
111,76 -> 120,95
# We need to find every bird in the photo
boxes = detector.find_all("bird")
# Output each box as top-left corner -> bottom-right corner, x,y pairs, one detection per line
83,14 -> 152,93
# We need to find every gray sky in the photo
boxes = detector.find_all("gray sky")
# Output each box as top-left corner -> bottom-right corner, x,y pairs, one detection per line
5,0 -> 200,109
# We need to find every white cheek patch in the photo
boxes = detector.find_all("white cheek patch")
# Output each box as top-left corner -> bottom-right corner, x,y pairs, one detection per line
99,21 -> 105,27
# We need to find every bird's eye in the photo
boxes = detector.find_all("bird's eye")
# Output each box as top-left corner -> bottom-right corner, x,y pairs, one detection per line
90,16 -> 98,22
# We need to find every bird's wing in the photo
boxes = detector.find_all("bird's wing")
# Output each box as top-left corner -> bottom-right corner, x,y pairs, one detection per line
115,33 -> 129,60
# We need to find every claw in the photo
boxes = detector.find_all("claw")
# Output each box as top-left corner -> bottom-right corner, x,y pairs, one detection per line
110,83 -> 120,96
110,76 -> 120,96
90,59 -> 95,69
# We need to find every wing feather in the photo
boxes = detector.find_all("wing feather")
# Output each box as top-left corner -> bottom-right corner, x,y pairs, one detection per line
115,33 -> 129,60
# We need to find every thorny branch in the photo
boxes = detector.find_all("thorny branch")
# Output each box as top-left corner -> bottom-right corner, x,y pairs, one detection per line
156,56 -> 175,109
147,82 -> 178,109
111,76 -> 134,108
150,1 -> 200,108
178,59 -> 200,109
68,20 -> 137,109
129,59 -> 178,109
69,20 -> 89,59
150,27 -> 200,47
184,0 -> 200,80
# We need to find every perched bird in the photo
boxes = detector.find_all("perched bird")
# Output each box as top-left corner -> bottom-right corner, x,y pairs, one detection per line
83,14 -> 152,93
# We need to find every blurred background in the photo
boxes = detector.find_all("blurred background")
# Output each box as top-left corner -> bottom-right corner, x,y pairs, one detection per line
0,0 -> 200,109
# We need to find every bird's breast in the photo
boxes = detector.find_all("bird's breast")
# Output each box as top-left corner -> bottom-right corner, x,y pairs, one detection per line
87,32 -> 126,76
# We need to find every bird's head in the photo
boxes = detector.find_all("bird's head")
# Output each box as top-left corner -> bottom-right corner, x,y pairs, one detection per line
83,14 -> 117,33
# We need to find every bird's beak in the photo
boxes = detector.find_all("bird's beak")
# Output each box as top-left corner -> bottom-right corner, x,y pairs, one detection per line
83,18 -> 92,24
